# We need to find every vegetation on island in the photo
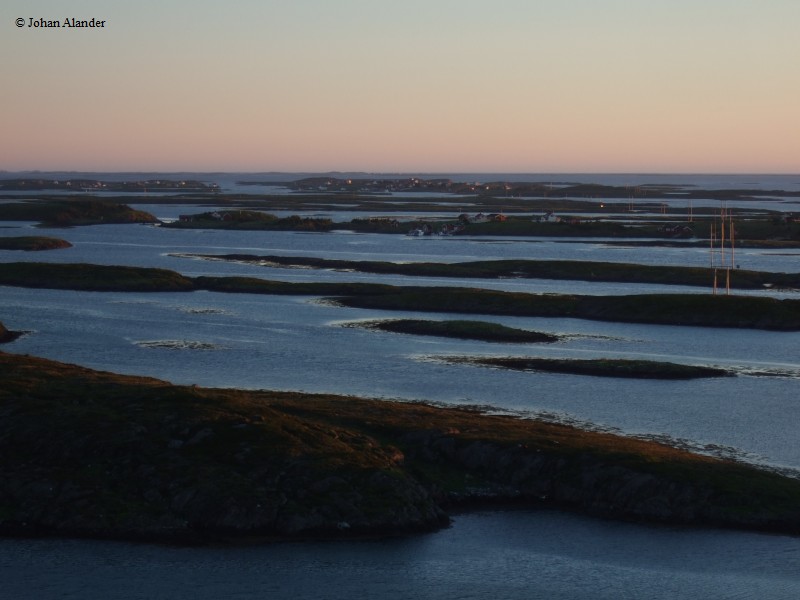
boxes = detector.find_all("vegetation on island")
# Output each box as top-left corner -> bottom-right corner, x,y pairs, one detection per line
443,356 -> 732,379
0,236 -> 72,251
349,319 -> 559,343
162,210 -> 333,231
181,253 -> 800,291
2,350 -> 800,543
2,262 -> 799,331
0,262 -> 194,291
329,288 -> 800,331
0,200 -> 157,227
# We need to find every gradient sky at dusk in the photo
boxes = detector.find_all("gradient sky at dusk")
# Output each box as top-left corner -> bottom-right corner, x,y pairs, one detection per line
2,1 -> 798,172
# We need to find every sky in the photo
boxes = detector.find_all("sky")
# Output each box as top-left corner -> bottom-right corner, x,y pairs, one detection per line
2,0 -> 798,173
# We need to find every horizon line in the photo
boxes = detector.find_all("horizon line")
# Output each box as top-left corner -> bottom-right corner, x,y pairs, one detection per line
2,169 -> 799,177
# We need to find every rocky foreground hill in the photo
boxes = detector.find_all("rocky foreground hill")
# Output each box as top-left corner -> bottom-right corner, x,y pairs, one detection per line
1,347 -> 800,544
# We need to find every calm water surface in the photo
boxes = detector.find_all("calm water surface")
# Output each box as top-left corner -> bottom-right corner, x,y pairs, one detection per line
2,510 -> 800,600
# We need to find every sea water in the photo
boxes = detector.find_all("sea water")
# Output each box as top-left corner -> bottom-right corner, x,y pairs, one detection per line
2,510 -> 800,600
1,179 -> 800,598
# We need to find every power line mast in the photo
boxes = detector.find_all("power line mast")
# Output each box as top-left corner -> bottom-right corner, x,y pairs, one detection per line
710,202 -> 734,295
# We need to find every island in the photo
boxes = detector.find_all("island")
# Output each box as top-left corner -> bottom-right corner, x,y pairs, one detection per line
163,210 -> 333,231
348,319 -> 559,343
0,200 -> 157,227
2,349 -> 799,544
440,356 -> 732,379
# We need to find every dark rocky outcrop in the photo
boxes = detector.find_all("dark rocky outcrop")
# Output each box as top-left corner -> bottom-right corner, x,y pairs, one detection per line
0,322 -> 22,344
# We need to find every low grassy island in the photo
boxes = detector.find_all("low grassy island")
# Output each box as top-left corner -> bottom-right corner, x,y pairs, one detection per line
179,253 -> 800,291
0,262 -> 194,292
443,357 -> 732,379
351,319 -> 559,343
162,210 -> 333,231
0,200 -> 157,227
0,236 -> 72,251
2,350 -> 800,543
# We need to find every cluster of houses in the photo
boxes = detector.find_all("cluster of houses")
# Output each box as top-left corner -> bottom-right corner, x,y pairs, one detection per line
659,224 -> 694,236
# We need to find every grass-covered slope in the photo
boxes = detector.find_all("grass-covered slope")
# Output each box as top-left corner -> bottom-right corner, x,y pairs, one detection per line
0,351 -> 444,542
2,351 -> 800,543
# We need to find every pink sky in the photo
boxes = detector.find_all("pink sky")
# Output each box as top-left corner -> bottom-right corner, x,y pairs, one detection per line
3,1 -> 798,173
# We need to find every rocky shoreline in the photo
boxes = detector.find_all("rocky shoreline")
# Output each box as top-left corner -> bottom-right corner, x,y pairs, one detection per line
2,349 -> 800,544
